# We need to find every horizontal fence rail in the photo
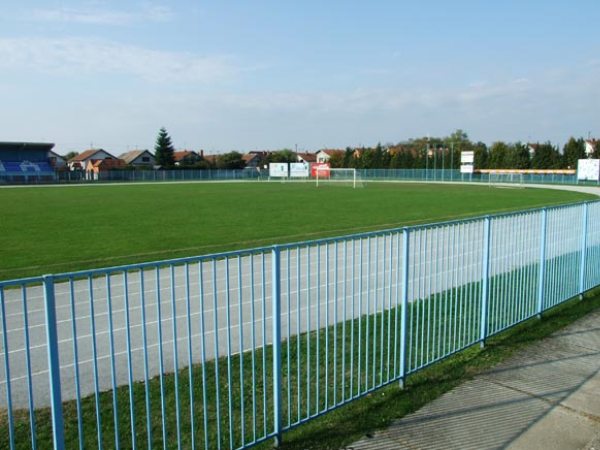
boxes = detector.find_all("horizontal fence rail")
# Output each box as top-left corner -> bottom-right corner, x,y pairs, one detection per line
1,168 -> 595,186
0,201 -> 599,449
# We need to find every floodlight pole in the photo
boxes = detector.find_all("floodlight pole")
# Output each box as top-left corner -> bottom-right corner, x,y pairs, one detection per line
450,142 -> 454,181
425,145 -> 428,181
442,146 -> 445,181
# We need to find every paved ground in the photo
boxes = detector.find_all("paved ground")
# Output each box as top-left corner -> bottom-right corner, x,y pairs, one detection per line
349,307 -> 600,450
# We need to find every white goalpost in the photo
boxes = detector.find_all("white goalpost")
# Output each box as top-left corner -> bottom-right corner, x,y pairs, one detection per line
315,168 -> 363,188
488,172 -> 525,188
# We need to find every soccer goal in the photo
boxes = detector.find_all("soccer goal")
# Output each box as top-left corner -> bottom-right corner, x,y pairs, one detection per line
315,168 -> 363,188
488,172 -> 525,188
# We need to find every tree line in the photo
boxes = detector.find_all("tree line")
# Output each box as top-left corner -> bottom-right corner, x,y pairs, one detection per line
328,130 -> 599,171
66,128 -> 599,171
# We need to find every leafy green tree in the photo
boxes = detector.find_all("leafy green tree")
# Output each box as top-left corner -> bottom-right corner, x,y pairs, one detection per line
328,152 -> 344,168
154,127 -> 175,168
343,148 -> 354,167
562,137 -> 586,169
488,142 -> 510,168
510,143 -> 531,169
64,151 -> 79,161
531,142 -> 561,169
594,141 -> 600,159
473,142 -> 488,169
268,149 -> 296,163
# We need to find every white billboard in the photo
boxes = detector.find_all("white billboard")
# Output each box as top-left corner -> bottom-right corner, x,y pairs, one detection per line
577,159 -> 600,181
461,151 -> 474,164
289,162 -> 309,178
460,164 -> 474,174
269,163 -> 289,178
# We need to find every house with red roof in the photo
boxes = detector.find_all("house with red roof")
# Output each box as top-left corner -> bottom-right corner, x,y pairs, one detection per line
316,149 -> 345,163
67,149 -> 117,171
85,158 -> 127,180
297,152 -> 317,164
242,151 -> 269,168
173,150 -> 202,166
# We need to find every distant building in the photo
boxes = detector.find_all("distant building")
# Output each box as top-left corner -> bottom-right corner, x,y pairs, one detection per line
316,149 -> 345,163
119,150 -> 156,168
85,158 -> 127,180
243,151 -> 269,168
527,143 -> 539,157
297,152 -> 317,164
173,150 -> 202,166
0,141 -> 56,183
48,150 -> 67,169
68,149 -> 117,171
585,139 -> 598,157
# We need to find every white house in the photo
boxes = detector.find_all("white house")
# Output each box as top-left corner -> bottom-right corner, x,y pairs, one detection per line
119,150 -> 156,167
67,149 -> 117,171
48,150 -> 66,169
316,149 -> 344,163
585,139 -> 598,157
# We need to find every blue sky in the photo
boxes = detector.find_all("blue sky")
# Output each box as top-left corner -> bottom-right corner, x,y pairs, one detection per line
1,1 -> 599,154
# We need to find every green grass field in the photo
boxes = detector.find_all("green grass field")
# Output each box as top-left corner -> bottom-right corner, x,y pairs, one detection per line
0,181 -> 594,279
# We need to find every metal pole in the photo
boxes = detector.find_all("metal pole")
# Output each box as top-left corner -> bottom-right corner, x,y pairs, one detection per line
579,203 -> 589,299
272,246 -> 283,446
43,275 -> 65,450
480,217 -> 491,348
451,142 -> 454,181
537,209 -> 548,317
399,228 -> 410,388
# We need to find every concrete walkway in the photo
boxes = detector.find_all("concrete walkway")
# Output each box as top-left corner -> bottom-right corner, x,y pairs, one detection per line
350,308 -> 600,450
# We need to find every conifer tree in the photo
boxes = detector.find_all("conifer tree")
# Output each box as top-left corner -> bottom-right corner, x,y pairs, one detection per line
154,127 -> 175,168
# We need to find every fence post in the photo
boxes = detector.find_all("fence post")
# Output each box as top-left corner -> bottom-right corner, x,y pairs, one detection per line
579,203 -> 589,300
271,246 -> 283,446
43,275 -> 65,450
537,208 -> 548,318
399,228 -> 410,388
480,217 -> 491,348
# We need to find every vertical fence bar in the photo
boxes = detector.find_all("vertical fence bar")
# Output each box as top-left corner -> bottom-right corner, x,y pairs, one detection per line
537,209 -> 548,317
21,287 -> 37,450
479,217 -> 491,348
105,274 -> 120,450
170,265 -> 182,450
579,203 -> 589,299
88,276 -> 103,449
43,275 -> 65,450
272,246 -> 283,446
0,286 -> 15,450
123,272 -> 137,450
68,279 -> 83,450
399,228 -> 410,388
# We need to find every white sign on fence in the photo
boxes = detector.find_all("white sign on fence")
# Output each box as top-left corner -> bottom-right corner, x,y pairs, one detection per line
269,163 -> 289,178
460,164 -> 474,174
461,151 -> 474,164
577,159 -> 600,181
289,162 -> 309,178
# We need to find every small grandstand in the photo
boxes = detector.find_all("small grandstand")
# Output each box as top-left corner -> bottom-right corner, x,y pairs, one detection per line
0,141 -> 57,183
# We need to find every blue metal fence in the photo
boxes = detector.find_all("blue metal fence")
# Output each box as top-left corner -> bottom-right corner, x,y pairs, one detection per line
0,201 -> 599,449
3,168 -> 595,185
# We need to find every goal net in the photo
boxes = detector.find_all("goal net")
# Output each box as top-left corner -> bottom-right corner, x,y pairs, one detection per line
315,168 -> 363,188
488,172 -> 525,188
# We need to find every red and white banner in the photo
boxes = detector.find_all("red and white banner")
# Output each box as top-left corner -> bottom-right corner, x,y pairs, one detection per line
311,163 -> 330,178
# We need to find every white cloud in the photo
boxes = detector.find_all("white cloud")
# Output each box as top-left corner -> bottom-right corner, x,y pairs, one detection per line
30,4 -> 173,26
0,37 -> 236,83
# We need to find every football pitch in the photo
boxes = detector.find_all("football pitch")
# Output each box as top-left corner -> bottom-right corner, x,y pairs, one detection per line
0,181 -> 594,279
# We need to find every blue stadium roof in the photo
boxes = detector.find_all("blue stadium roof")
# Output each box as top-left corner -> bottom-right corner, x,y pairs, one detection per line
0,142 -> 55,152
